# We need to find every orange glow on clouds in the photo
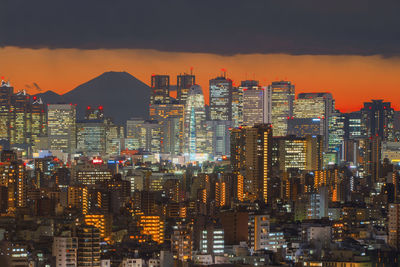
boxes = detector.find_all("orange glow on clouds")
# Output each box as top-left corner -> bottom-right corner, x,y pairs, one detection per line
0,46 -> 400,112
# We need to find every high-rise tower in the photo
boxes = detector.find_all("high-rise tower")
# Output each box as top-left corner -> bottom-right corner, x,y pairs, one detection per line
361,99 -> 394,141
268,81 -> 295,137
230,124 -> 273,204
177,73 -> 195,104
209,76 -> 233,121
150,75 -> 170,104
47,104 -> 77,153
183,85 -> 207,161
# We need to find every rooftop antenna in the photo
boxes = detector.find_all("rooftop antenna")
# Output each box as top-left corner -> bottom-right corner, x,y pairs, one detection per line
221,68 -> 227,78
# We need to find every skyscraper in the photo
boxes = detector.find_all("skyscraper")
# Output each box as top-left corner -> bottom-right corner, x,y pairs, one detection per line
209,76 -> 233,121
268,81 -> 295,137
177,73 -> 195,104
183,85 -> 207,161
273,135 -> 323,172
294,92 -> 334,149
11,90 -> 30,144
76,120 -> 106,154
328,111 -> 346,162
126,118 -> 145,149
230,124 -> 273,203
206,120 -> 233,158
30,97 -> 47,145
150,103 -> 185,154
47,104 -> 77,153
242,82 -> 271,126
0,80 -> 13,140
150,75 -> 170,104
231,85 -> 244,127
346,111 -> 363,139
361,99 -> 394,141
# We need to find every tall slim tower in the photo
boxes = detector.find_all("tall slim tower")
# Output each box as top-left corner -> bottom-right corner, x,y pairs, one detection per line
183,85 -> 207,161
177,73 -> 195,104
209,76 -> 233,121
150,75 -> 170,104
268,81 -> 295,136
11,90 -> 30,144
0,80 -> 13,140
77,224 -> 100,267
47,104 -> 77,153
230,124 -> 273,204
30,97 -> 47,145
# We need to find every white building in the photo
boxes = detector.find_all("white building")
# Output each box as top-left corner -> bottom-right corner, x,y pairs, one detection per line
248,214 -> 270,251
52,237 -> 78,267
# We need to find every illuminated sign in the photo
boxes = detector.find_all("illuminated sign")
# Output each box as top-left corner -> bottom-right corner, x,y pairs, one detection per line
92,159 -> 103,164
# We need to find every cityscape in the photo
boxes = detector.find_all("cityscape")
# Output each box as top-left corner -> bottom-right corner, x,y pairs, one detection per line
2,1 -> 400,267
0,72 -> 397,266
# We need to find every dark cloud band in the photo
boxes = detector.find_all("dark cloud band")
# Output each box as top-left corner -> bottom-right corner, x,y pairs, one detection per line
1,0 -> 399,56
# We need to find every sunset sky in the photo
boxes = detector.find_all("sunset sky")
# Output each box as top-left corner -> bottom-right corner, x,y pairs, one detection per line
1,46 -> 399,112
1,0 -> 400,112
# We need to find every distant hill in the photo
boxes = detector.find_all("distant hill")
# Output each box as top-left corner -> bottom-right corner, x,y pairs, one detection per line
37,71 -> 150,125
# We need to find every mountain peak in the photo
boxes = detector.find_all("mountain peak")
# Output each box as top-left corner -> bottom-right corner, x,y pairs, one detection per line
38,71 -> 150,124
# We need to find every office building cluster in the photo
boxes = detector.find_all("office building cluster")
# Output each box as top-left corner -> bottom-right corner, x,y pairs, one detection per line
0,74 -> 398,267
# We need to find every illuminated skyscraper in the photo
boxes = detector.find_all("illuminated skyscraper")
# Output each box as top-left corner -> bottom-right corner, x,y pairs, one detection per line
242,82 -> 271,126
183,85 -> 207,161
209,76 -> 233,121
77,120 -> 106,154
268,81 -> 295,136
0,80 -> 13,140
230,124 -> 272,203
346,111 -> 363,139
150,75 -> 170,104
294,92 -> 334,149
30,97 -> 47,145
328,111 -> 346,162
150,103 -> 185,154
47,104 -> 76,153
104,118 -> 123,155
0,152 -> 27,213
10,90 -> 30,144
206,120 -> 233,158
231,85 -> 244,127
287,118 -> 324,137
177,73 -> 195,104
139,120 -> 162,153
126,118 -> 145,149
361,99 -> 394,141
273,135 -> 323,172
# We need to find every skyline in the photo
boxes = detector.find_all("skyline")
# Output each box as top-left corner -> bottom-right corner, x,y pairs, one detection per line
1,46 -> 400,113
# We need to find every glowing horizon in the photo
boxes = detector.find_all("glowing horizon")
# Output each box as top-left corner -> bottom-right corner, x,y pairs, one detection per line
1,46 -> 399,113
